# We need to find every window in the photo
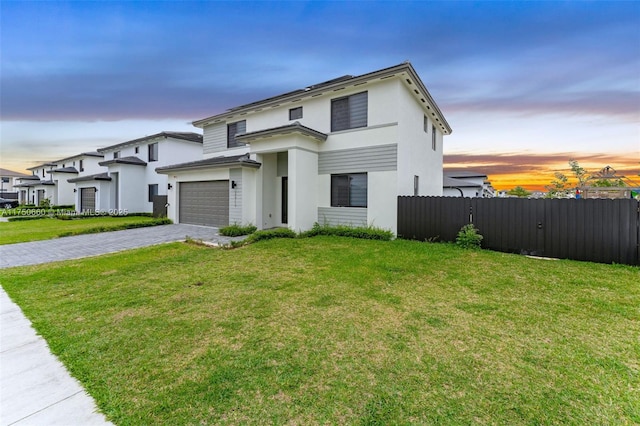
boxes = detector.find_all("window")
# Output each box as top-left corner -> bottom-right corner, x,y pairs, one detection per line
289,106 -> 303,120
227,120 -> 247,148
331,173 -> 367,207
331,91 -> 368,132
414,175 -> 419,196
148,184 -> 158,202
432,125 -> 436,151
41,169 -> 45,177
424,116 -> 429,133
79,159 -> 84,172
135,146 -> 139,154
148,143 -> 158,162
114,151 -> 120,159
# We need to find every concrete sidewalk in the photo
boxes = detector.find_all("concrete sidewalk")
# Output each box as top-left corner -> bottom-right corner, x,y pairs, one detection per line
0,289 -> 112,425
0,223 -> 241,269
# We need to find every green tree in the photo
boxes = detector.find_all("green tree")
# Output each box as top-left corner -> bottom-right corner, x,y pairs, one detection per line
569,159 -> 591,187
507,186 -> 532,198
545,172 -> 570,198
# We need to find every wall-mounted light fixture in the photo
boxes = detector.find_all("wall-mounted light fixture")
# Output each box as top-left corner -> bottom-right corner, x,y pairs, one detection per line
231,181 -> 237,189
73,188 -> 77,193
168,183 -> 173,190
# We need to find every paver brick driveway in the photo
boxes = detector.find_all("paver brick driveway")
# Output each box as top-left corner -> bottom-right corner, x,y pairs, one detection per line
0,224 -> 238,269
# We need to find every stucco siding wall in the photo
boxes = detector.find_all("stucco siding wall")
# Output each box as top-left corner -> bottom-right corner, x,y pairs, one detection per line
229,168 -> 243,224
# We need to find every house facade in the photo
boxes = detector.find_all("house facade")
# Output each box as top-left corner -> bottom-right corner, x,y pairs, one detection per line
158,62 -> 452,233
18,162 -> 58,205
69,132 -> 203,213
0,168 -> 31,199
48,152 -> 104,206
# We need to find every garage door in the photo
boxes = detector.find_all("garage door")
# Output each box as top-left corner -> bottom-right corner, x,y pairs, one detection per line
80,187 -> 96,212
179,181 -> 229,227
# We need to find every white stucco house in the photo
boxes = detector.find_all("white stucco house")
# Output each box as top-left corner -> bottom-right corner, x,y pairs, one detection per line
157,62 -> 452,233
443,170 -> 495,198
0,168 -> 31,200
69,132 -> 203,213
17,162 -> 58,205
48,152 -> 105,206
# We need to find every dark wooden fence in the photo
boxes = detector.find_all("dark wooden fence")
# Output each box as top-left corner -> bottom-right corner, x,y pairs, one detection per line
397,197 -> 640,265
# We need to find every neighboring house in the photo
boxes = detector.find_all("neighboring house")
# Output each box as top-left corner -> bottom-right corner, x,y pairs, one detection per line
0,168 -> 31,199
48,152 -> 104,206
18,162 -> 59,205
157,62 -> 452,233
443,170 -> 495,198
69,132 -> 203,212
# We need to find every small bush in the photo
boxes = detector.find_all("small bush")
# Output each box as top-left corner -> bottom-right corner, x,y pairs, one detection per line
456,224 -> 483,249
219,223 -> 257,237
245,228 -> 297,243
58,218 -> 172,238
300,222 -> 393,241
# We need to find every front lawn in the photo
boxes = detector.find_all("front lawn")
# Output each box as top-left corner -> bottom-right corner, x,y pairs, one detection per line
2,238 -> 638,424
0,216 -> 165,245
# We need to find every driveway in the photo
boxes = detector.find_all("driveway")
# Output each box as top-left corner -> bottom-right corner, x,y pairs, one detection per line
0,224 -> 241,269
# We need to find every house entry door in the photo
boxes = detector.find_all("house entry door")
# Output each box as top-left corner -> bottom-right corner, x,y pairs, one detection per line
282,177 -> 288,224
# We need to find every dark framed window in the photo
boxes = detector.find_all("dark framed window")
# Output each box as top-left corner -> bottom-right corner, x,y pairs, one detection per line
331,173 -> 367,207
432,125 -> 436,151
114,151 -> 120,159
424,116 -> 429,133
227,120 -> 247,148
148,184 -> 158,202
148,143 -> 158,162
331,91 -> 368,132
135,146 -> 140,154
79,159 -> 84,172
289,106 -> 303,120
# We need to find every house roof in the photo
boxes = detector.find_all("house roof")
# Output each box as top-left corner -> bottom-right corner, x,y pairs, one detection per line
27,163 -> 57,171
444,170 -> 488,179
17,176 -> 42,181
99,156 -> 148,167
443,176 -> 481,188
55,152 -> 104,163
156,154 -> 261,174
68,173 -> 112,183
192,62 -> 452,135
97,131 -> 203,153
50,167 -> 79,174
235,122 -> 328,144
0,168 -> 30,178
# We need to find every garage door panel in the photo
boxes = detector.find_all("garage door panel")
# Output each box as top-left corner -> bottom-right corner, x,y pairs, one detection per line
80,187 -> 96,212
179,181 -> 229,227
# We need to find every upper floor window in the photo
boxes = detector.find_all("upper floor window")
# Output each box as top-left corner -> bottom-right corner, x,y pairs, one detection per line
424,116 -> 429,133
289,106 -> 303,120
331,91 -> 368,132
148,143 -> 158,162
135,146 -> 140,154
114,151 -> 120,159
227,120 -> 247,148
79,159 -> 84,172
331,173 -> 367,207
432,125 -> 436,151
41,169 -> 45,177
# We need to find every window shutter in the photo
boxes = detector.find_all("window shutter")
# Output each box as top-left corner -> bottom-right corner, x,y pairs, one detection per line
349,92 -> 368,129
331,98 -> 350,132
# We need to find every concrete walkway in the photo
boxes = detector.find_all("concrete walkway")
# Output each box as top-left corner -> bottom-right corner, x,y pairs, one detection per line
0,223 -> 241,269
0,224 -> 241,425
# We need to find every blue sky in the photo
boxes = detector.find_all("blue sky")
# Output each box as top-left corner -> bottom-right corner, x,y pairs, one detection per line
1,0 -> 639,188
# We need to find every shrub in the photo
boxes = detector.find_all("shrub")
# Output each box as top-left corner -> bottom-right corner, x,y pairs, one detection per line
219,223 -> 257,237
456,224 -> 483,249
245,228 -> 296,243
300,222 -> 393,241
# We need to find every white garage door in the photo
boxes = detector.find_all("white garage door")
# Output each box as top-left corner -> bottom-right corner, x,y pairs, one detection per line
179,181 -> 229,227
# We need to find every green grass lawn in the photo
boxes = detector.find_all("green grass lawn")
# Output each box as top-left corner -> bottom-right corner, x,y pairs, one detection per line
0,216 -> 162,245
2,237 -> 638,425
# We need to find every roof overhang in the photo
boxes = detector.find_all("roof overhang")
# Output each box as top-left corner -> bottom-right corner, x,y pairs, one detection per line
156,154 -> 261,174
97,132 -> 202,153
235,122 -> 327,144
68,173 -> 112,183
99,156 -> 147,167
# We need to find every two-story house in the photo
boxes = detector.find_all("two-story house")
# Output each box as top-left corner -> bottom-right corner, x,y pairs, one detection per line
70,132 -> 203,212
48,152 -> 104,205
443,170 -> 495,198
19,162 -> 58,205
157,62 -> 452,233
0,168 -> 31,200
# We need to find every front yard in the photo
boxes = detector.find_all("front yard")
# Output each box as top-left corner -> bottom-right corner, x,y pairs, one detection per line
0,216 -> 166,245
2,237 -> 638,424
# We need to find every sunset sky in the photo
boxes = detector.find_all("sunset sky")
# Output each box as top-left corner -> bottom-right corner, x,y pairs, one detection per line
1,1 -> 639,190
